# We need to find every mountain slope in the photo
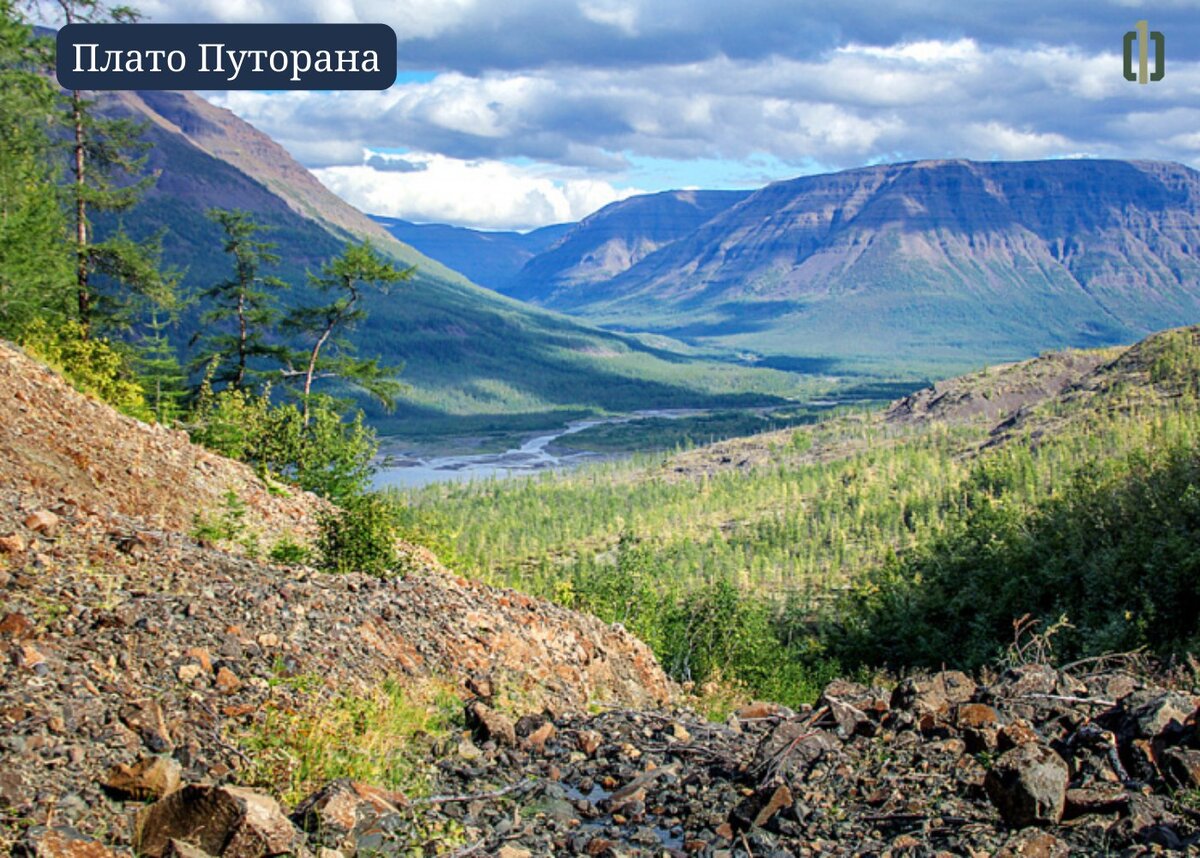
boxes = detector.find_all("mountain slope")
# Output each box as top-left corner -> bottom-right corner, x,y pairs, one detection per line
515,160 -> 1200,373
505,189 -> 751,303
0,339 -> 674,851
96,91 -> 803,434
371,216 -> 572,291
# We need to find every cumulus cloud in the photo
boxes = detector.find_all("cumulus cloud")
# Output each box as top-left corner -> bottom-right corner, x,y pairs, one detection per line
138,1 -> 1200,228
313,152 -> 644,229
209,38 -> 1200,172
134,0 -> 1200,68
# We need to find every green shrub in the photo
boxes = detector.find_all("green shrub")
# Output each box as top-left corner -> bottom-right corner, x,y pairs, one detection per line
20,318 -> 150,419
316,492 -> 400,576
268,536 -> 311,566
189,381 -> 377,503
191,489 -> 260,557
830,440 -> 1200,669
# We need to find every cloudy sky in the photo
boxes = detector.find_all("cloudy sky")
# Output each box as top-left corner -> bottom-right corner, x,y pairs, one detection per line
127,0 -> 1200,229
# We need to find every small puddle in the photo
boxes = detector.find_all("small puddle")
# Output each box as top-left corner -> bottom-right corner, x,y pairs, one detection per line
561,783 -> 684,851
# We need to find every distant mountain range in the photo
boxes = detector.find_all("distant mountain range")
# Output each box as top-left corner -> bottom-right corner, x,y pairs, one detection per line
99,90 -> 802,435
371,217 -> 571,291
400,160 -> 1200,374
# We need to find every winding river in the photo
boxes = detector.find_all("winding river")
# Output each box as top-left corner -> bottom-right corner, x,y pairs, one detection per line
372,410 -> 703,490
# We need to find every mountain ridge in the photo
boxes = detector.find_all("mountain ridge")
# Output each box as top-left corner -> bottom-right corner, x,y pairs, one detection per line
469,159 -> 1200,373
95,89 -> 803,433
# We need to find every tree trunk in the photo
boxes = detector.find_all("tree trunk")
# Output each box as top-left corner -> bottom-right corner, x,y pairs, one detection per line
302,325 -> 333,426
72,89 -> 89,335
235,289 -> 247,388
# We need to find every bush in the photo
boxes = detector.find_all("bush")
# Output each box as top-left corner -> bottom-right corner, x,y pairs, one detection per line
316,492 -> 400,576
189,382 -> 377,503
829,440 -> 1200,669
20,318 -> 150,419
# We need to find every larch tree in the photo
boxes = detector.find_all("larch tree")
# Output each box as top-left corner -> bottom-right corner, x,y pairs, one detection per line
283,241 -> 411,423
194,209 -> 289,390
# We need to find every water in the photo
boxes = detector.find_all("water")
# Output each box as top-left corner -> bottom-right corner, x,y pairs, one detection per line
372,410 -> 704,490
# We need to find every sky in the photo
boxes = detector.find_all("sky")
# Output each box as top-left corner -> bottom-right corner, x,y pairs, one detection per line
115,1 -> 1200,229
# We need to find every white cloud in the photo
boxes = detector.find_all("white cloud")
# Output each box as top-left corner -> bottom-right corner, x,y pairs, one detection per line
137,0 -> 477,37
314,152 -> 644,229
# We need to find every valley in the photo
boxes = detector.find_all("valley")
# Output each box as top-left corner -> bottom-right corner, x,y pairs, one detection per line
3,9 -> 1200,852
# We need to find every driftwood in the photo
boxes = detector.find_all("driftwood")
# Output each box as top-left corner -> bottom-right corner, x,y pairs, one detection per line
415,779 -> 537,806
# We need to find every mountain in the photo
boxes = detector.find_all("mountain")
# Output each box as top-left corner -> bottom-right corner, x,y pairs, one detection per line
510,160 -> 1200,374
504,189 -> 751,303
371,216 -> 572,291
95,91 -> 803,436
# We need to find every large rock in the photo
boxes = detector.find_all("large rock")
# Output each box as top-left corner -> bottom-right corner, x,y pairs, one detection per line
466,701 -> 516,747
14,826 -> 122,858
891,671 -> 976,718
134,784 -> 307,858
101,755 -> 182,801
291,779 -> 406,855
985,744 -> 1070,827
750,719 -> 841,782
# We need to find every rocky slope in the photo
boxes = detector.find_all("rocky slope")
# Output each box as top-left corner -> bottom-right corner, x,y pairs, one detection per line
0,347 -> 673,854
510,159 -> 1200,370
0,341 -> 323,542
666,325 -> 1196,481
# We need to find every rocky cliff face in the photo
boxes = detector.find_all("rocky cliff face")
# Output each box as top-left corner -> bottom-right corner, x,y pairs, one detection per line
506,190 -> 751,304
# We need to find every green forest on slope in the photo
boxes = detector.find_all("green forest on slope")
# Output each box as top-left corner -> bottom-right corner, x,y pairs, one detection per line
392,328 -> 1200,705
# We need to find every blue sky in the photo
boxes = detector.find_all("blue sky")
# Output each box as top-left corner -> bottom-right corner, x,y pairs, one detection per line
114,0 -> 1200,229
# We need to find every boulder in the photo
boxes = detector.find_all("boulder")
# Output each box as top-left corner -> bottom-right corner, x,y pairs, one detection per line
729,783 -> 794,832
985,744 -> 1069,827
1160,746 -> 1200,790
14,826 -> 122,858
291,779 -> 407,856
0,533 -> 26,553
751,719 -> 841,781
23,509 -> 60,536
101,755 -> 182,801
466,701 -> 516,747
891,671 -> 975,718
134,784 -> 307,858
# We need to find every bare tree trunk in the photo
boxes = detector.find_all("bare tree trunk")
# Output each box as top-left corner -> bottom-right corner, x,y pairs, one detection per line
302,324 -> 333,426
72,89 -> 89,335
235,290 -> 247,388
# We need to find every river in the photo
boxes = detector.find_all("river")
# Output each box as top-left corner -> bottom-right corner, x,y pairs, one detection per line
371,410 -> 704,490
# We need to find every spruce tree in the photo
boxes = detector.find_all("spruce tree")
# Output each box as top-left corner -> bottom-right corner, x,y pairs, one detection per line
47,0 -> 169,336
0,1 -> 71,335
136,309 -> 186,424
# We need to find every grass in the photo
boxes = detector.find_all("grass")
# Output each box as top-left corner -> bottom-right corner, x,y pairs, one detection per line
234,677 -> 463,806
549,405 -> 833,454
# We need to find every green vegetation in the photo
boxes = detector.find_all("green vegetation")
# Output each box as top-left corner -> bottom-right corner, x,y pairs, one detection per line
236,677 -> 463,804
316,493 -> 406,576
392,328 -> 1200,706
193,209 -> 291,389
551,406 -> 830,454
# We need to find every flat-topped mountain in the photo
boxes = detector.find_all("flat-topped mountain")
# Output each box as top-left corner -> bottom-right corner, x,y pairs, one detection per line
506,160 -> 1200,371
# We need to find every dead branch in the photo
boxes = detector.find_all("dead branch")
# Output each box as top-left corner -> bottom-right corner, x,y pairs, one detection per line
1014,693 -> 1116,707
415,779 -> 537,806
